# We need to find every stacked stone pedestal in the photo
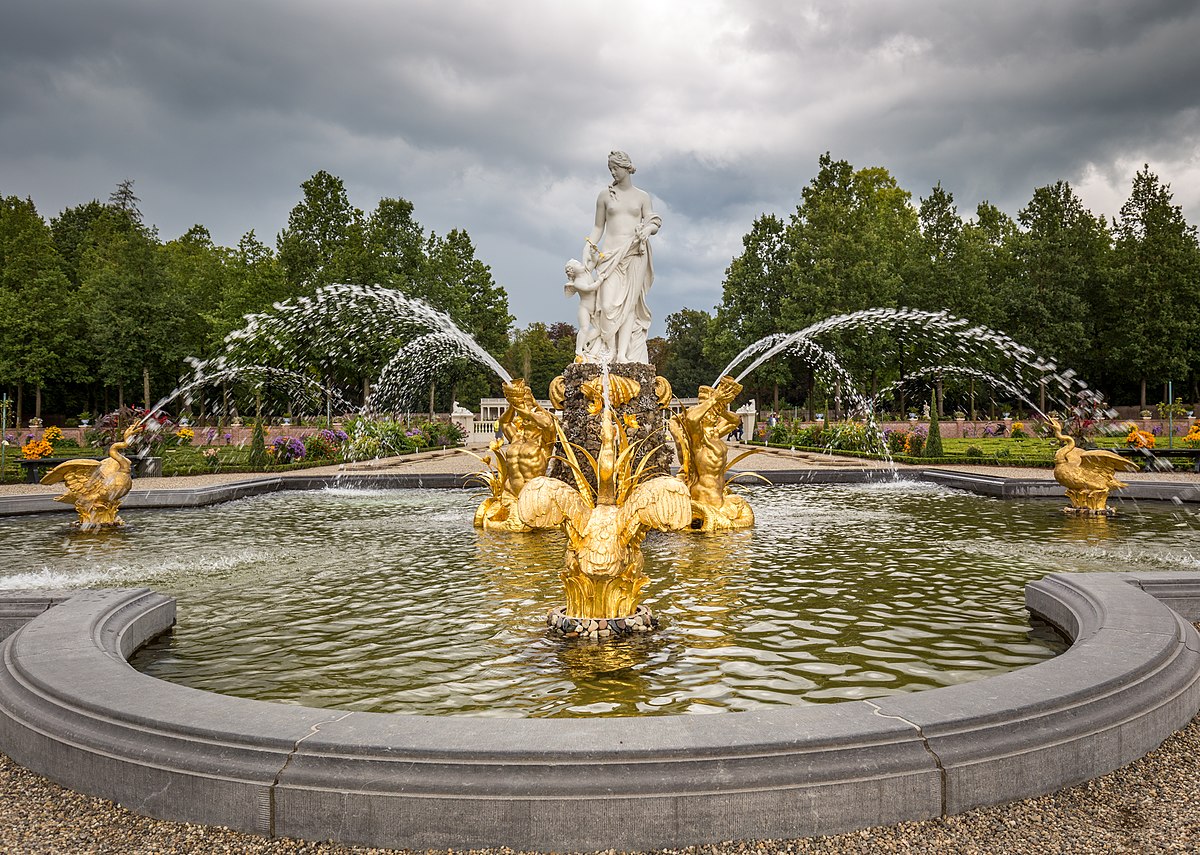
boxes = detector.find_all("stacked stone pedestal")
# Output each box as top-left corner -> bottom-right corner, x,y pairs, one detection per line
549,362 -> 672,490
547,606 -> 657,639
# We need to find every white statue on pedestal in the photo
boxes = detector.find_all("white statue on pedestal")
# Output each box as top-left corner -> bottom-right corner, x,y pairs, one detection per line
573,151 -> 661,364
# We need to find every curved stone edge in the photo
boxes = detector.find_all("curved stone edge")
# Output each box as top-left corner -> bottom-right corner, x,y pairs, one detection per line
0,572 -> 1197,852
2,469 -> 1194,520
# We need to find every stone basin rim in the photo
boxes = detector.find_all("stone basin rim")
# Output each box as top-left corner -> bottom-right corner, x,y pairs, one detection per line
0,569 -> 1198,852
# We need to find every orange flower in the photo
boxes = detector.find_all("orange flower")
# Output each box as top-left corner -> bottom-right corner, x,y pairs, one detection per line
1125,427 -> 1156,449
21,439 -> 54,459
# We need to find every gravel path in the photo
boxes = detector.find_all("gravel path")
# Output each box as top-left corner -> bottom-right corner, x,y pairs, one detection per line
3,634 -> 1199,854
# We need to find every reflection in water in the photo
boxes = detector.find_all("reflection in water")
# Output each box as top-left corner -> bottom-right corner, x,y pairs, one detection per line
1,482 -> 1196,717
1060,511 -> 1113,542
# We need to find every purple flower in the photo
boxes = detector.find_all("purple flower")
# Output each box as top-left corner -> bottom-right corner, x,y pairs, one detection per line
268,435 -> 302,462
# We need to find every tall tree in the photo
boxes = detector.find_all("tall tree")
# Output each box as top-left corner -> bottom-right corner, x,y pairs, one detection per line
662,308 -> 719,396
952,201 -> 1017,330
108,179 -> 143,225
366,196 -> 426,288
711,213 -> 792,405
76,199 -> 170,408
912,183 -> 963,311
419,229 -> 513,354
1103,166 -> 1200,406
276,170 -> 364,291
1001,181 -> 1110,377
0,196 -> 86,420
160,225 -> 230,360
416,229 -> 514,407
50,200 -> 108,286
209,230 -> 289,346
787,155 -> 921,409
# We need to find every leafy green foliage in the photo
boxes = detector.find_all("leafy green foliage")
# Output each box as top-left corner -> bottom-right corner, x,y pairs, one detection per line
923,387 -> 944,457
248,420 -> 266,468
660,308 -> 719,396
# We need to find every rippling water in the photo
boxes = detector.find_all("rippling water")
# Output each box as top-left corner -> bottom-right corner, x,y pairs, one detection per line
2,482 -> 1197,717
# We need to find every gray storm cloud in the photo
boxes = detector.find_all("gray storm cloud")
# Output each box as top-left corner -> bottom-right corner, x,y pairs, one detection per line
2,0 -> 1197,327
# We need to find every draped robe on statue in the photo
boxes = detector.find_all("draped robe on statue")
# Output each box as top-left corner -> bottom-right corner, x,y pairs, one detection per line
589,211 -> 661,365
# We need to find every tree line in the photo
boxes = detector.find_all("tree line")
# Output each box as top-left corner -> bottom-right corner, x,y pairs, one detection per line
3,156 -> 1197,427
0,172 -> 513,426
656,154 -> 1200,418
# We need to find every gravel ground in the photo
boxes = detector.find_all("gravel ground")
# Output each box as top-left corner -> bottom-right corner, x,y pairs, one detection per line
3,633 -> 1199,855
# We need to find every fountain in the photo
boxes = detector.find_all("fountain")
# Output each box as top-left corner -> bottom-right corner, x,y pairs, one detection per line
1048,416 -> 1140,514
519,375 -> 691,634
0,152 -> 1198,853
40,425 -> 138,527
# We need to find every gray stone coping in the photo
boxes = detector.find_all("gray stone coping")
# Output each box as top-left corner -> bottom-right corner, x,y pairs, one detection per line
2,468 -> 1196,520
1,572 -> 1198,851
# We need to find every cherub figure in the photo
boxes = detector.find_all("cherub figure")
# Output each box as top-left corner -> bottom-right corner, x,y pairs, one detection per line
564,258 -> 602,357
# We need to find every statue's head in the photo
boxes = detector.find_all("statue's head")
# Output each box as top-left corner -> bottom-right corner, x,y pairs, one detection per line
565,258 -> 587,278
607,150 -> 636,174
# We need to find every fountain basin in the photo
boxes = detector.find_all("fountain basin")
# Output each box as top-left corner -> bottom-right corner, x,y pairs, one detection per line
1,572 -> 1198,851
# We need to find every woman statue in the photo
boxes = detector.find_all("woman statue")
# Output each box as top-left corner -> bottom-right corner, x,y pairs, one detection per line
580,151 -> 661,364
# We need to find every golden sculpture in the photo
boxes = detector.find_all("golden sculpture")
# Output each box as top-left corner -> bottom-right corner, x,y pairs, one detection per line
548,375 -> 566,410
41,426 -> 138,527
1049,417 -> 1139,514
580,374 -> 640,412
653,376 -> 673,409
464,440 -> 529,532
669,375 -> 759,532
469,379 -> 557,532
518,392 -> 691,619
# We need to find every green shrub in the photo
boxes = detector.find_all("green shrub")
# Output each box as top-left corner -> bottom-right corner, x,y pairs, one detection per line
248,420 -> 267,468
965,445 -> 983,457
923,388 -> 943,457
768,422 -> 792,445
821,421 -> 871,453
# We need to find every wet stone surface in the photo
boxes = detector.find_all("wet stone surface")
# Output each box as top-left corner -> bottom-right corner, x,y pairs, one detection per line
548,605 -> 658,639
549,362 -> 674,490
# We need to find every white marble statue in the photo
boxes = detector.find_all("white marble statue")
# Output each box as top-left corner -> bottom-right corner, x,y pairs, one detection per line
575,150 -> 661,364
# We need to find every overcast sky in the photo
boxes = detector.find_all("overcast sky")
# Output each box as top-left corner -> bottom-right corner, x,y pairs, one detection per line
3,0 -> 1198,332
